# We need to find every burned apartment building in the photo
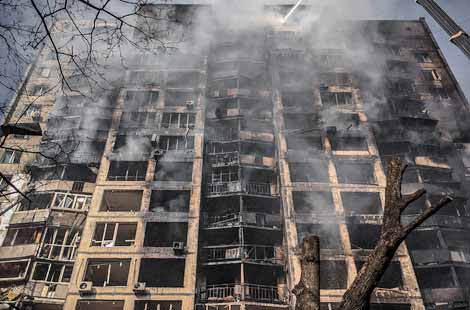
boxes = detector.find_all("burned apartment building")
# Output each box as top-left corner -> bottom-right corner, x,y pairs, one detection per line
0,1 -> 470,310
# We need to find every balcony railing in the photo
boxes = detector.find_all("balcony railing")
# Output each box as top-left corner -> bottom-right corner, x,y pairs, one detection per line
207,182 -> 276,197
199,283 -> 285,304
205,245 -> 283,265
207,128 -> 239,142
204,212 -> 281,229
209,152 -> 239,167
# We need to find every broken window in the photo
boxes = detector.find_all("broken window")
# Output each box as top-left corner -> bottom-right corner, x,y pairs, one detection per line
341,192 -> 382,215
119,112 -> 158,128
158,136 -> 194,151
0,150 -> 21,164
348,223 -> 381,249
107,161 -> 148,181
281,91 -> 314,109
406,230 -> 442,250
320,260 -> 348,289
39,227 -> 80,260
289,161 -> 329,183
389,79 -> 414,95
284,113 -> 319,131
161,113 -> 195,129
335,161 -> 375,184
211,167 -> 239,183
321,91 -> 353,107
165,90 -> 195,107
167,71 -> 199,88
92,223 -> 137,247
155,162 -> 193,182
356,261 -> 402,288
297,224 -> 342,249
293,191 -> 335,215
150,190 -> 190,213
51,192 -> 91,210
100,190 -> 143,212
135,301 -> 182,310
286,135 -> 323,151
32,262 -> 73,283
84,259 -> 130,287
420,70 -> 441,81
19,192 -> 54,211
331,136 -> 368,151
415,52 -> 432,63
415,267 -> 457,288
138,259 -> 185,287
125,90 -> 159,107
0,260 -> 29,279
3,227 -> 42,246
76,300 -> 124,310
431,87 -> 449,100
144,223 -> 188,247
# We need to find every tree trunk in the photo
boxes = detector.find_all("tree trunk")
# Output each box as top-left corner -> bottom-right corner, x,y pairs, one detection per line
293,235 -> 320,310
339,157 -> 452,310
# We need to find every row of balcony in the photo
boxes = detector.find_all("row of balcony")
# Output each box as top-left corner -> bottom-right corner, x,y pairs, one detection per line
207,182 -> 277,198
199,283 -> 287,304
203,245 -> 283,265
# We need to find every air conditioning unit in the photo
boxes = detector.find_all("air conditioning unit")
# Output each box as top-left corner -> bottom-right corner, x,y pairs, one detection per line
78,281 -> 93,295
173,241 -> 185,254
133,282 -> 146,294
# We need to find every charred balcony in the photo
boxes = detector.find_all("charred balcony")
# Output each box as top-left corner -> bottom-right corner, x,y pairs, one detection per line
209,77 -> 266,99
207,141 -> 275,169
206,167 -> 277,198
202,212 -> 281,230
210,98 -> 272,120
206,118 -> 274,143
107,161 -> 148,181
281,91 -> 316,113
203,244 -> 283,266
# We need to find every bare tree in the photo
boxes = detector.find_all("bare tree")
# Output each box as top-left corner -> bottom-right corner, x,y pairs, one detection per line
339,157 -> 453,310
293,235 -> 320,310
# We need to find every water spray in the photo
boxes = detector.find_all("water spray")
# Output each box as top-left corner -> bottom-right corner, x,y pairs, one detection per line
281,0 -> 304,24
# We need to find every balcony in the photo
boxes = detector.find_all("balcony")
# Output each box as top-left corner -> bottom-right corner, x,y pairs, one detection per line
204,245 -> 283,265
0,244 -> 38,260
207,182 -> 277,198
199,284 -> 286,304
10,209 -> 49,225
209,152 -> 275,169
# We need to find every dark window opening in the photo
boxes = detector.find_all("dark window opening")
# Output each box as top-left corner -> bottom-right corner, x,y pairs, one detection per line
155,161 -> 193,182
3,227 -> 42,246
32,262 -> 72,283
321,92 -> 353,107
76,300 -> 124,310
281,91 -> 314,109
348,224 -> 381,249
289,161 -> 329,183
287,135 -> 323,151
0,260 -> 29,279
150,190 -> 190,213
320,260 -> 348,289
441,230 -> 470,250
284,113 -> 319,131
19,192 -> 54,211
125,90 -> 159,108
0,150 -> 21,164
158,136 -> 194,151
138,259 -> 185,287
144,222 -> 188,247
165,91 -> 195,107
100,190 -> 143,212
135,301 -> 182,310
167,71 -> 199,88
293,191 -> 335,215
84,259 -> 130,287
92,223 -> 137,247
331,136 -> 368,151
406,230 -> 441,250
161,113 -> 196,129
415,267 -> 456,288
297,224 -> 342,250
356,261 -> 403,288
341,192 -> 382,215
107,161 -> 148,181
335,161 -> 375,184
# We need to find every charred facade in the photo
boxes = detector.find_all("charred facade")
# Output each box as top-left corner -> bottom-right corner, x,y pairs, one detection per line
0,2 -> 469,310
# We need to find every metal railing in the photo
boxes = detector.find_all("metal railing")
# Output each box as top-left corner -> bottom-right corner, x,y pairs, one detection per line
199,284 -> 284,304
207,182 -> 273,196
205,245 -> 283,265
243,182 -> 272,196
209,152 -> 239,167
204,212 -> 281,228
207,128 -> 239,142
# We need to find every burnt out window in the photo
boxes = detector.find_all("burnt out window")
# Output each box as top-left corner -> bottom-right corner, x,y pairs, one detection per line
341,192 -> 382,215
107,161 -> 148,181
100,190 -> 143,212
293,191 -> 335,214
165,91 -> 195,107
92,223 -> 137,247
158,136 -> 194,151
406,230 -> 442,250
431,87 -> 449,100
287,135 -> 323,151
138,259 -> 185,287
289,161 -> 329,183
0,260 -> 29,279
161,113 -> 195,129
0,150 -> 21,164
125,90 -> 159,107
144,223 -> 188,247
211,166 -> 239,183
441,230 -> 470,250
420,69 -> 440,81
356,261 -> 403,288
415,267 -> 457,288
335,161 -> 375,184
155,162 -> 193,182
119,112 -> 158,128
77,300 -> 124,310
321,92 -> 353,107
297,224 -> 342,249
18,192 -> 54,211
135,301 -> 182,310
284,113 -> 319,131
348,224 -> 381,249
84,259 -> 130,287
3,227 -> 42,246
331,136 -> 368,151
320,260 -> 348,289
149,190 -> 190,213
167,71 -> 199,88
415,52 -> 432,63
32,262 -> 73,283
281,91 -> 314,108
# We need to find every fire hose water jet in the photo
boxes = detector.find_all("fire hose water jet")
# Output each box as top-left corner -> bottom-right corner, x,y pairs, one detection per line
281,0 -> 304,24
